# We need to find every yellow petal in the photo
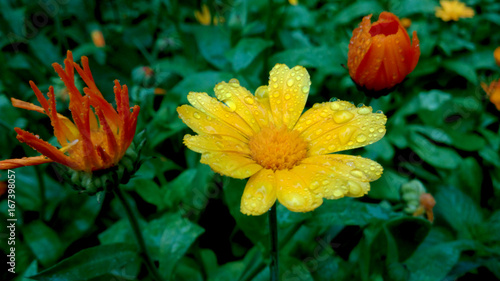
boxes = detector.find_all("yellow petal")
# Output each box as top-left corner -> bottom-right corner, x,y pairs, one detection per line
183,134 -> 251,155
275,168 -> 323,212
200,152 -> 262,179
187,92 -> 255,138
294,101 -> 387,155
177,105 -> 248,143
214,79 -> 270,131
241,169 -> 277,216
300,154 -> 383,198
268,64 -> 310,129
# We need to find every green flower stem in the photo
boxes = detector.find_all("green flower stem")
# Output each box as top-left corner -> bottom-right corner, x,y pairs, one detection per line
269,203 -> 279,281
35,166 -> 46,221
113,187 -> 163,281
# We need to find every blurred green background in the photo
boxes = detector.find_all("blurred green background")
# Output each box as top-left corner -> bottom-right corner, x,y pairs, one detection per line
0,0 -> 499,280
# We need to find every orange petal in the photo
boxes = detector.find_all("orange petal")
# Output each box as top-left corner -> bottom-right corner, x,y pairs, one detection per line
14,128 -> 82,170
0,155 -> 53,170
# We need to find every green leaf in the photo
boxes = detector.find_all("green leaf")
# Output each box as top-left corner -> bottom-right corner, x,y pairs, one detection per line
269,46 -> 344,75
408,132 -> 462,169
159,213 -> 205,280
223,177 -> 269,245
29,244 -> 140,281
442,59 -> 478,84
385,217 -> 431,262
405,242 -> 461,281
170,71 -> 234,103
442,129 -> 486,151
193,26 -> 231,69
368,169 -> 407,201
23,220 -> 64,267
331,1 -> 383,25
389,0 -> 436,16
226,38 -> 273,72
449,157 -> 482,203
307,198 -> 394,226
434,186 -> 484,239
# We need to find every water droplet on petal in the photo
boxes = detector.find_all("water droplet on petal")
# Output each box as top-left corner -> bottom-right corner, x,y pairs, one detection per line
301,86 -> 309,93
333,111 -> 354,123
329,97 -> 338,102
350,169 -> 364,178
244,96 -> 254,105
287,79 -> 294,87
356,134 -> 367,142
358,107 -> 371,115
193,112 -> 201,119
285,94 -> 291,100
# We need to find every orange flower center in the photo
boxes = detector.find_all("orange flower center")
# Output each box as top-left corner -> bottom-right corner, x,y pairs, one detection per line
369,21 -> 399,36
249,126 -> 308,170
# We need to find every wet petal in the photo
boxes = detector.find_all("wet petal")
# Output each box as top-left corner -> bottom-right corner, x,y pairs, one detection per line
200,152 -> 262,179
177,105 -> 248,143
0,155 -> 53,170
214,79 -> 271,131
294,101 -> 386,155
241,169 -> 277,216
300,154 -> 383,198
187,92 -> 255,138
275,168 -> 323,212
183,134 -> 251,155
268,64 -> 311,129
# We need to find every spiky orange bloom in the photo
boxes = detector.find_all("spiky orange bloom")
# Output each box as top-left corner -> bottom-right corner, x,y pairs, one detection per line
0,51 -> 140,172
482,79 -> 500,110
178,64 -> 386,215
494,47 -> 500,67
435,0 -> 474,22
348,12 -> 420,92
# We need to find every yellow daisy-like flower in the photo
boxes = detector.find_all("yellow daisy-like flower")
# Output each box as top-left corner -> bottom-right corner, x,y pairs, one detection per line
194,4 -> 224,26
289,0 -> 299,5
177,64 -> 386,215
435,0 -> 474,22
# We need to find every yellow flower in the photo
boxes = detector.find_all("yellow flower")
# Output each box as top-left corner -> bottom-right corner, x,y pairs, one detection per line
177,64 -> 386,215
289,0 -> 299,5
494,47 -> 500,67
194,4 -> 224,26
400,17 -> 412,29
435,0 -> 474,22
482,79 -> 500,110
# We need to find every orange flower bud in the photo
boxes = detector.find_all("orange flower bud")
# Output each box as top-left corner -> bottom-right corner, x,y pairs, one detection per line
481,80 -> 500,111
494,47 -> 500,67
91,30 -> 105,48
348,12 -> 420,93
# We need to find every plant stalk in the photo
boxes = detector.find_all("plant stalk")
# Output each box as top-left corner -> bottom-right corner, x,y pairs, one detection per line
269,204 -> 279,281
114,187 -> 163,281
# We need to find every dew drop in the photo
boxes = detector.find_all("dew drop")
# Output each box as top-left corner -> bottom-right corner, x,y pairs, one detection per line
329,97 -> 338,102
358,107 -> 371,115
376,110 -> 383,114
330,103 -> 340,110
193,112 -> 201,119
301,86 -> 309,93
285,94 -> 291,100
356,134 -> 367,142
333,190 -> 344,197
350,169 -> 364,178
287,79 -> 294,87
333,111 -> 354,123
244,96 -> 254,105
